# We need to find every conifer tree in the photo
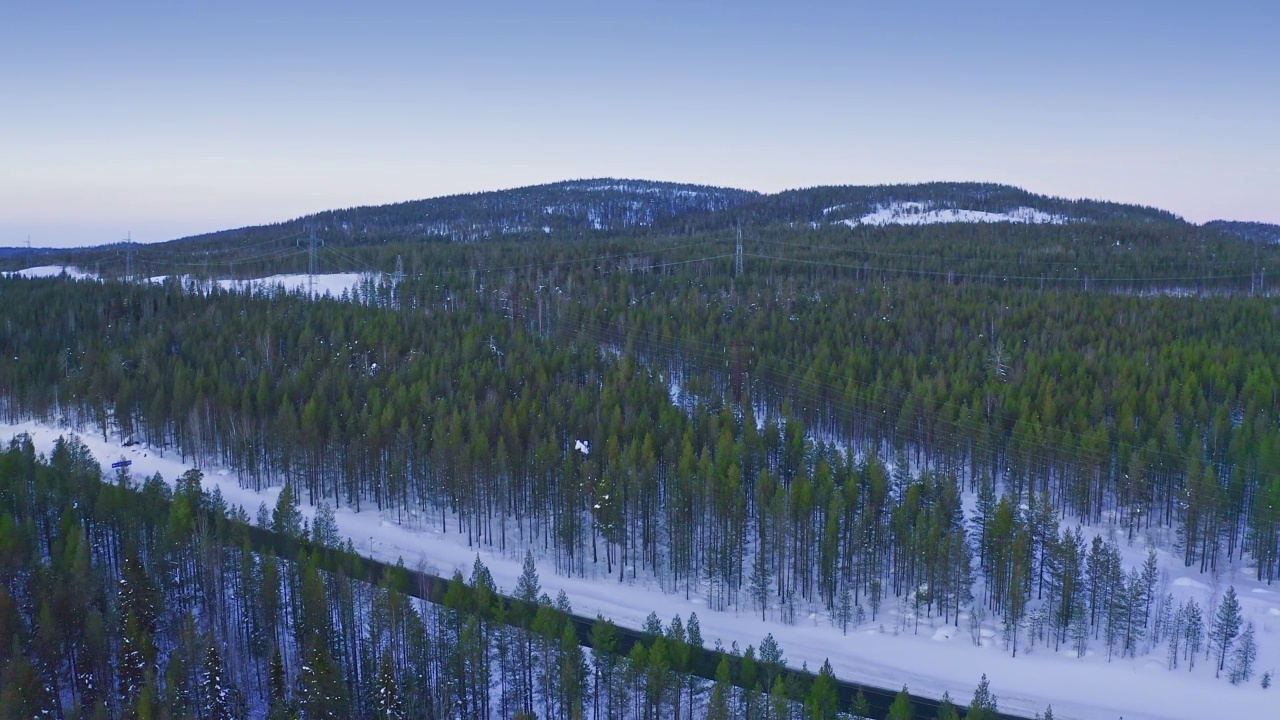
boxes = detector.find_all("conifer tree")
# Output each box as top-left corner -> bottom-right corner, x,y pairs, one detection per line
804,659 -> 839,720
707,656 -> 732,720
935,691 -> 960,720
272,483 -> 304,538
886,685 -> 913,720
311,501 -> 340,548
558,622 -> 588,719
374,651 -> 405,719
849,687 -> 871,719
1184,598 -> 1203,670
200,641 -> 238,720
1211,586 -> 1242,676
968,673 -> 998,720
769,674 -> 791,720
1229,621 -> 1257,685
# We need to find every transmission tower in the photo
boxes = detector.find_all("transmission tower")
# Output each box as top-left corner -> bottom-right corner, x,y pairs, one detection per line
735,224 -> 744,277
298,227 -> 324,296
393,254 -> 405,284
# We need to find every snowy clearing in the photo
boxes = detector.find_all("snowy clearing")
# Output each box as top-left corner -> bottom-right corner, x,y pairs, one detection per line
837,202 -> 1070,227
3,418 -> 1276,720
3,265 -> 375,300
3,264 -> 98,280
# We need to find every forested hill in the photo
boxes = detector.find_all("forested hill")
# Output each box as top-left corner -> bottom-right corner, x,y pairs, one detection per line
669,182 -> 1184,234
1206,220 -> 1280,244
78,179 -> 1193,256
151,179 -> 762,250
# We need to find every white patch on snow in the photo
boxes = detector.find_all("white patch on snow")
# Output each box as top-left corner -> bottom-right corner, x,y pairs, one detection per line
838,202 -> 1070,227
148,272 -> 373,300
5,265 -> 98,280
1172,577 -> 1210,590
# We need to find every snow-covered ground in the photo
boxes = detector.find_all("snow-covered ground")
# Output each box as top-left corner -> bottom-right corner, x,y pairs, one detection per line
3,418 -> 1276,720
146,272 -> 373,300
837,202 -> 1070,227
3,265 -> 374,300
2,264 -> 98,280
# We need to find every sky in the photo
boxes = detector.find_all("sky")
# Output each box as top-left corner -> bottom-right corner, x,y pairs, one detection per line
2,1 -> 1278,247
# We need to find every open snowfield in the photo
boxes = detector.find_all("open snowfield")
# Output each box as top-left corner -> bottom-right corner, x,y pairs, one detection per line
836,202 -> 1070,228
4,419 -> 1276,719
2,265 -> 98,280
3,265 -> 375,300
148,273 -> 373,299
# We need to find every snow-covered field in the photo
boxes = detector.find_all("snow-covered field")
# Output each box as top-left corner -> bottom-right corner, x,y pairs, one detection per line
836,202 -> 1070,227
148,272 -> 373,299
3,419 -> 1276,719
2,264 -> 98,280
2,265 -> 374,300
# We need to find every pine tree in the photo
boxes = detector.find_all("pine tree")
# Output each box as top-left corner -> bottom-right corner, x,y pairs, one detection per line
707,656 -> 732,720
935,691 -> 960,720
311,501 -> 340,548
1167,601 -> 1186,670
300,634 -> 345,720
804,659 -> 839,720
886,685 -> 913,720
200,641 -> 238,720
968,673 -> 998,720
506,549 -> 534,600
267,647 -> 294,720
272,483 -> 304,538
1229,621 -> 1257,685
374,651 -> 405,719
768,674 -> 791,720
1211,586 -> 1242,676
558,622 -> 588,719
590,616 -> 621,720
849,688 -> 871,719
1184,598 -> 1203,670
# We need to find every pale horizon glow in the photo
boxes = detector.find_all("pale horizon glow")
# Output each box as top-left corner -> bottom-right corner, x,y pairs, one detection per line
2,1 -> 1278,247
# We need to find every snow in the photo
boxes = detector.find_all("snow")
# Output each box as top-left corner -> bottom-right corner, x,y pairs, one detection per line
3,265 -> 98,280
4,417 -> 1278,720
836,202 -> 1070,227
147,273 -> 372,299
4,266 -> 376,301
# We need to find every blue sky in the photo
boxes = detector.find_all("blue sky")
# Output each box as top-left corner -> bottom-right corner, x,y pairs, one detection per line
2,1 -> 1277,247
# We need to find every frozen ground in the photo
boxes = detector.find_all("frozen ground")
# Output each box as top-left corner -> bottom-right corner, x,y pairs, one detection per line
3,264 -> 98,280
147,272 -> 373,300
2,265 -> 374,300
836,202 -> 1070,227
3,419 -> 1276,720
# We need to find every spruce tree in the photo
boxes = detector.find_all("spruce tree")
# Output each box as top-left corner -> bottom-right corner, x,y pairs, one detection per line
849,687 -> 870,719
374,651 -> 405,719
1211,586 -> 1242,676
272,483 -> 303,538
1184,598 -> 1203,670
1229,621 -> 1257,685
200,641 -> 237,720
968,673 -> 998,720
804,659 -> 839,720
311,501 -> 340,548
935,691 -> 960,720
707,656 -> 732,720
886,685 -> 913,720
557,622 -> 588,719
